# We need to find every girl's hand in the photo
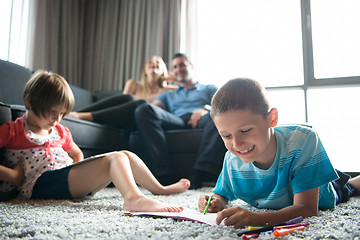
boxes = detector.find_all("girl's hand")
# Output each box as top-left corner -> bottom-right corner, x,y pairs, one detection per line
216,206 -> 257,228
198,194 -> 226,213
12,157 -> 25,187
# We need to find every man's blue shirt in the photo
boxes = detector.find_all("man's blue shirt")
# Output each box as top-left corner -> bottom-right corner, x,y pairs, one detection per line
157,82 -> 217,117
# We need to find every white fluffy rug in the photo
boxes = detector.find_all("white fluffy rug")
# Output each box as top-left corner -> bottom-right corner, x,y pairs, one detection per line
1,187 -> 360,239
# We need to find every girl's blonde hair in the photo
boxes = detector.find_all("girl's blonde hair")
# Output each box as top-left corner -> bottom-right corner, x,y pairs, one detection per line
138,56 -> 168,99
23,70 -> 75,118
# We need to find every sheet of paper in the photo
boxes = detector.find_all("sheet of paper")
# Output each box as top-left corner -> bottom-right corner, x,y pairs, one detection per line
127,208 -> 224,226
66,151 -> 117,168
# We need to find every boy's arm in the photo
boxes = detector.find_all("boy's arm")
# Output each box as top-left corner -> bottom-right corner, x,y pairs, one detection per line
216,188 -> 319,228
198,193 -> 228,213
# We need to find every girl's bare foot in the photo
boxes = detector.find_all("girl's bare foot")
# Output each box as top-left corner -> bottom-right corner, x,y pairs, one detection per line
163,178 -> 191,194
151,178 -> 191,195
122,195 -> 183,212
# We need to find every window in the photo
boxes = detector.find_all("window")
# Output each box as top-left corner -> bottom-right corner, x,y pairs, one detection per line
308,87 -> 360,171
192,0 -> 304,88
311,0 -> 360,79
184,0 -> 360,171
0,0 -> 30,66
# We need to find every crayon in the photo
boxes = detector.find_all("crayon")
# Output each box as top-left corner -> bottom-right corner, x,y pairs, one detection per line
247,226 -> 263,231
242,233 -> 259,240
203,194 -> 213,215
273,222 -> 310,230
237,216 -> 303,236
273,225 -> 305,237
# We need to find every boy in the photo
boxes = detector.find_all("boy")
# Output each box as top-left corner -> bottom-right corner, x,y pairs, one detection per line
198,78 -> 360,228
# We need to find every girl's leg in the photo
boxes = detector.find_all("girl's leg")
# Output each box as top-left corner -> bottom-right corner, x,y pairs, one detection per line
67,152 -> 184,212
121,151 -> 190,195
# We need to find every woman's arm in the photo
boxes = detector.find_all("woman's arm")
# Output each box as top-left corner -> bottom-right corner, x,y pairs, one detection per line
123,79 -> 139,95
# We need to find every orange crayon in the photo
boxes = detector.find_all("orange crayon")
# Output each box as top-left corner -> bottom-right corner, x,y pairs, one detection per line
273,225 -> 305,237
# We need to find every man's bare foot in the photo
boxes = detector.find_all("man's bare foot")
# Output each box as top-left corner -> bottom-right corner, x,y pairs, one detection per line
123,195 -> 184,212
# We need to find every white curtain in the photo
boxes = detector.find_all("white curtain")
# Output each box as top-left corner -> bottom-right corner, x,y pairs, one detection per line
28,0 -> 181,92
180,0 -> 198,64
0,0 -> 32,67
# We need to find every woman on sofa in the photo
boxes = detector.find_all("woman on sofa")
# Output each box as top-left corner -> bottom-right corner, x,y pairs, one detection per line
69,56 -> 176,129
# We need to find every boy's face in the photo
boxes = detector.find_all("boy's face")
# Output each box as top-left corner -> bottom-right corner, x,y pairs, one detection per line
213,108 -> 278,169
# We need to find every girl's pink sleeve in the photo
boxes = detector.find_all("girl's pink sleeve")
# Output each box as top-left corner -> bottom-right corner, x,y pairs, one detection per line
56,124 -> 75,151
0,122 -> 12,148
59,125 -> 75,151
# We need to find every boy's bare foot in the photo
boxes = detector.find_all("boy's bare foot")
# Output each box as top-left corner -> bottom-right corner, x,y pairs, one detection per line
349,175 -> 360,193
122,195 -> 184,212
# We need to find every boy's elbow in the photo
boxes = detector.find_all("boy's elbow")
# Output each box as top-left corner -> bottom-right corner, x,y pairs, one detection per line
303,204 -> 318,218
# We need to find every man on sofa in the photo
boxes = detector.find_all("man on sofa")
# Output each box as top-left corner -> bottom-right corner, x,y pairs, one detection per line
134,53 -> 227,188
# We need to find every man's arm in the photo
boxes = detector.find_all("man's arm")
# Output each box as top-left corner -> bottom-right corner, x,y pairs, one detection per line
188,108 -> 209,128
151,100 -> 165,109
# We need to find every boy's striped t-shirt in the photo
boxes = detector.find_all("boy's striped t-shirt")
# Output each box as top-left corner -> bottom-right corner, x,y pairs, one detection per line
213,125 -> 339,209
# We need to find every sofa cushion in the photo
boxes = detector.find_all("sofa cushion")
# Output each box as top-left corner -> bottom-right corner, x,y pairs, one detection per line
0,103 -> 11,127
0,60 -> 32,105
62,117 -> 130,157
70,85 -> 96,111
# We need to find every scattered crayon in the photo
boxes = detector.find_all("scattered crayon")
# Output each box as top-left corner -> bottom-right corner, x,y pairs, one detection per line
273,225 -> 305,237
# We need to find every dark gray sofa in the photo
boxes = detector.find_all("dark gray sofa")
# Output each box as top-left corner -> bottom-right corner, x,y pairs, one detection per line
0,60 -> 201,180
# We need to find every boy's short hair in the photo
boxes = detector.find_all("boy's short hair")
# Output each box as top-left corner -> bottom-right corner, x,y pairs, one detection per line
23,70 -> 75,118
210,78 -> 270,119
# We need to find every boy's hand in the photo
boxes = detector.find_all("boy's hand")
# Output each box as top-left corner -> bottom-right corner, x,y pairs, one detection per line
198,194 -> 226,213
216,206 -> 256,229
